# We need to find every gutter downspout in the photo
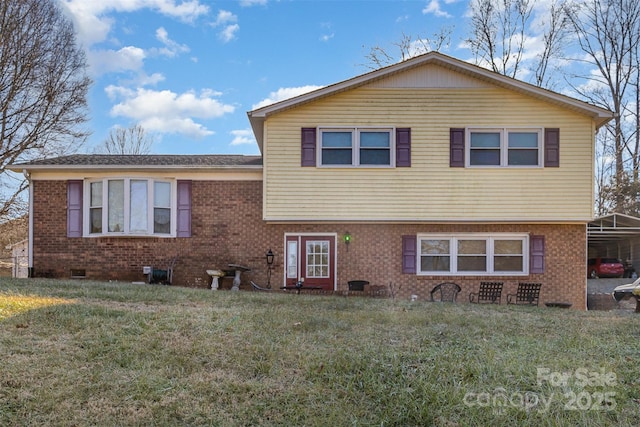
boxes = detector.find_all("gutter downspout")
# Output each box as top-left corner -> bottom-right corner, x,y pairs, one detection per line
23,169 -> 33,278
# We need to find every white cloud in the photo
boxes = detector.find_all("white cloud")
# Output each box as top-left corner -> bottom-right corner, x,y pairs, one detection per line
320,33 -> 335,42
153,27 -> 190,57
88,46 -> 146,76
239,0 -> 267,6
213,10 -> 237,26
61,2 -> 200,77
220,24 -> 240,42
423,0 -> 452,18
212,10 -> 239,42
61,0 -> 209,47
252,85 -> 324,109
138,73 -> 166,86
230,129 -> 256,146
106,86 -> 235,138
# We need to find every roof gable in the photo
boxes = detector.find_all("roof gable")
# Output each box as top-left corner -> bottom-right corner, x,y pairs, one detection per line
365,62 -> 492,89
247,51 -> 613,152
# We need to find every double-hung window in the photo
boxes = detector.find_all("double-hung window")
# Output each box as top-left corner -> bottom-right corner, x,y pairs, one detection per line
320,127 -> 393,167
417,234 -> 528,275
468,128 -> 542,167
87,178 -> 174,236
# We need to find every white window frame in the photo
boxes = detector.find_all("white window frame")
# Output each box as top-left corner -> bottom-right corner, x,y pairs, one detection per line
84,178 -> 176,237
466,127 -> 543,168
318,127 -> 395,168
417,233 -> 529,276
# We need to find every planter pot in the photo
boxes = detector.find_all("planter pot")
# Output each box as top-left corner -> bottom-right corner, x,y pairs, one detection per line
348,280 -> 369,291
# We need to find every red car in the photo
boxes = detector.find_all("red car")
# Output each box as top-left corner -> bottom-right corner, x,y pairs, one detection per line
587,257 -> 624,278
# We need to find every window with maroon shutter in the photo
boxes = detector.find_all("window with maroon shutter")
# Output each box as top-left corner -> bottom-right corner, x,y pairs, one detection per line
67,180 -> 83,237
396,128 -> 411,167
450,128 -> 465,167
176,180 -> 192,238
301,127 -> 317,167
544,128 -> 560,167
530,235 -> 545,273
402,235 -> 417,274
87,178 -> 179,236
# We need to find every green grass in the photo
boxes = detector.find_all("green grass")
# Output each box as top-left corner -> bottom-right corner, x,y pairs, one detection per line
1,278 -> 639,426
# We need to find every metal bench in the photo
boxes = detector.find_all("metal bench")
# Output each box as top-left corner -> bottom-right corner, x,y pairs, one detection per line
430,282 -> 462,302
469,281 -> 504,304
507,282 -> 542,306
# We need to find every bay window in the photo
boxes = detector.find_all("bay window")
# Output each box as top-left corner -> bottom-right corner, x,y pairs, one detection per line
87,178 -> 174,236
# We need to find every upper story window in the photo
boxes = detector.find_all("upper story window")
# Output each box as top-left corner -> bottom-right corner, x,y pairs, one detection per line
87,178 -> 174,236
319,127 -> 394,167
467,128 -> 542,167
417,234 -> 528,275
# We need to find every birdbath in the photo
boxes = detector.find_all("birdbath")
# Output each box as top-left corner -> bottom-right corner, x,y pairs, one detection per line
206,269 -> 225,291
228,264 -> 251,291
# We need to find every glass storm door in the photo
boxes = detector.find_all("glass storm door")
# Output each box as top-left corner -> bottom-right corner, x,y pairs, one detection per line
285,235 -> 336,290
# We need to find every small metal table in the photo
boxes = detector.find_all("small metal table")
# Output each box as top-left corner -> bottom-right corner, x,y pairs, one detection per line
228,264 -> 251,291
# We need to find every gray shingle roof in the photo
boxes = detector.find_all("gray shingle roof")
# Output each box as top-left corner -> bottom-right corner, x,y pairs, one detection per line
11,154 -> 263,169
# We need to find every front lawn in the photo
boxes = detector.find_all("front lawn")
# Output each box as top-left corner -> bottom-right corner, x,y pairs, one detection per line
1,278 -> 639,426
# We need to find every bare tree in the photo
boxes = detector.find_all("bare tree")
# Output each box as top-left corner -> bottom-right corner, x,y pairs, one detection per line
465,0 -> 570,88
466,0 -> 533,78
566,0 -> 640,213
0,0 -> 90,219
362,28 -> 453,70
594,130 -> 617,216
531,0 -> 572,89
624,15 -> 640,184
98,124 -> 155,155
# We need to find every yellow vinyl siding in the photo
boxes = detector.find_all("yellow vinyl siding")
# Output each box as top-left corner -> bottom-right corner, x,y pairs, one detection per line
263,86 -> 595,222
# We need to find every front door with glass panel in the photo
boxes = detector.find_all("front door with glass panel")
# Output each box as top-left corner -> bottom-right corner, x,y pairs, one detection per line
285,235 -> 336,291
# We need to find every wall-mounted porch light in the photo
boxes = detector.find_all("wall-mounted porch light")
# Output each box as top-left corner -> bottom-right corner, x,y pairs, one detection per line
344,232 -> 351,251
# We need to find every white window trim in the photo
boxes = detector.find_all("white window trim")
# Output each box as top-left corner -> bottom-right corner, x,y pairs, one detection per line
466,127 -> 543,168
317,126 -> 395,168
83,178 -> 177,237
416,233 -> 529,276
283,232 -> 338,289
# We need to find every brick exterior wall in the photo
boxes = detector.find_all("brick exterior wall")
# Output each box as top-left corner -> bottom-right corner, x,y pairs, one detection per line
31,180 -> 587,309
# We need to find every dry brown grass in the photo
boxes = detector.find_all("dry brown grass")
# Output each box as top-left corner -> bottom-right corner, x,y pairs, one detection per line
1,278 -> 640,426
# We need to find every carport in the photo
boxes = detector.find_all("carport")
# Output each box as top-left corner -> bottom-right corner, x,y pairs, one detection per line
588,213 -> 640,273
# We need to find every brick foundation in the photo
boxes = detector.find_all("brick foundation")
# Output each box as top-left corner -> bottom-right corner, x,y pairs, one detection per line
30,180 -> 587,309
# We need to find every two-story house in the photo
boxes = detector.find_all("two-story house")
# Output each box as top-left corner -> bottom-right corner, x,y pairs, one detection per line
10,52 -> 612,308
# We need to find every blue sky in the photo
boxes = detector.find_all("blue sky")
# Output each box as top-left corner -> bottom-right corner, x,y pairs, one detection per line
58,0 -> 551,156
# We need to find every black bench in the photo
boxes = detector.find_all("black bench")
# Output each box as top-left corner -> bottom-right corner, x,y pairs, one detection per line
469,281 -> 504,304
507,282 -> 542,306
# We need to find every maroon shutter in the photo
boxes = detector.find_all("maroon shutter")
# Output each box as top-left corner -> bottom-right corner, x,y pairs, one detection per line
176,180 -> 192,238
67,180 -> 83,238
301,127 -> 316,167
544,128 -> 560,167
396,128 -> 411,167
402,235 -> 417,274
530,235 -> 545,273
450,128 -> 465,167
